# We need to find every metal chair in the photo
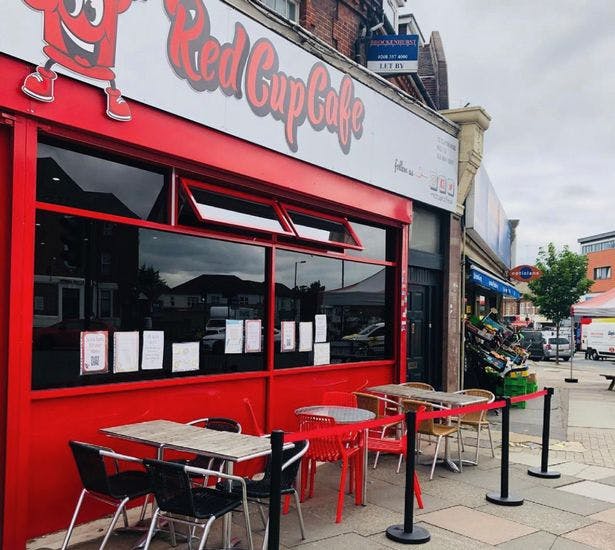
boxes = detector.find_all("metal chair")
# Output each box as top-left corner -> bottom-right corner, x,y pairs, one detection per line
297,414 -> 362,523
454,388 -> 495,463
402,399 -> 462,480
221,440 -> 309,550
61,441 -> 152,550
143,459 -> 253,550
171,417 -> 241,484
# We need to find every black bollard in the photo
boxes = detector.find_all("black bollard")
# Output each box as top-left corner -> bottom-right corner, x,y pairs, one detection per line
386,410 -> 430,544
528,387 -> 561,479
486,397 -> 524,506
268,430 -> 284,550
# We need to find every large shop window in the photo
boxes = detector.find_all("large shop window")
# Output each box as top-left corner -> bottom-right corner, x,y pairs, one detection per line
274,250 -> 394,368
33,139 -> 398,390
32,212 -> 266,389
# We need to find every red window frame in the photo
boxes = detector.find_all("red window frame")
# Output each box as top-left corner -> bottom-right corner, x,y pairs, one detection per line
180,177 -> 295,236
280,203 -> 364,250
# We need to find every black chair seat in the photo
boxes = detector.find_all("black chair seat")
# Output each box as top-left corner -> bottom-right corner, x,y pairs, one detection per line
108,470 -> 151,499
170,487 -> 242,519
217,478 -> 295,499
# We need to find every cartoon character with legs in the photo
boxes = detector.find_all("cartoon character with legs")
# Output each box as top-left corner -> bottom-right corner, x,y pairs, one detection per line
22,0 -> 135,121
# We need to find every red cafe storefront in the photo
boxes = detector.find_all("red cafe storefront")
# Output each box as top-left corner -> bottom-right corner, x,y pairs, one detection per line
0,0 -> 458,545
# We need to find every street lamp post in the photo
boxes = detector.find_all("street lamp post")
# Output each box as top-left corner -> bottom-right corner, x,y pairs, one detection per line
294,260 -> 306,289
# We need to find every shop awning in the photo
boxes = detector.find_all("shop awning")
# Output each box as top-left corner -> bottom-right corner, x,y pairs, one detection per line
469,265 -> 521,299
572,287 -> 615,317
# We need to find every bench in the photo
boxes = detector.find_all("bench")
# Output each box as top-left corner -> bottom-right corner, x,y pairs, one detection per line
601,374 -> 615,391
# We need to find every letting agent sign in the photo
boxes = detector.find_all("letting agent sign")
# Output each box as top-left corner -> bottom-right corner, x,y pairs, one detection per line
367,35 -> 419,75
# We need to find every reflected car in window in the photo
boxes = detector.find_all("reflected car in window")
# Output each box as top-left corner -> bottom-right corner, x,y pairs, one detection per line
340,322 -> 386,355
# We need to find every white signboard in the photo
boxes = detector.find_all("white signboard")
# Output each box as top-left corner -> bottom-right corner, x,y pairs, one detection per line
0,0 -> 458,212
280,321 -> 296,352
299,322 -> 313,352
313,342 -> 330,366
244,319 -> 262,353
113,331 -> 139,373
314,314 -> 327,343
225,320 -> 244,354
141,330 -> 164,370
80,331 -> 108,375
172,342 -> 200,372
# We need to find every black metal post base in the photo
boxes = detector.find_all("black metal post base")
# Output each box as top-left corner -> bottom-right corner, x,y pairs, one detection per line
386,524 -> 431,544
564,378 -> 578,383
486,492 -> 524,506
528,467 -> 561,479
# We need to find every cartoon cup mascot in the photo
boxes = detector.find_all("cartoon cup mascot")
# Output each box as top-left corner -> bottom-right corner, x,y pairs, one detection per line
21,0 -> 136,121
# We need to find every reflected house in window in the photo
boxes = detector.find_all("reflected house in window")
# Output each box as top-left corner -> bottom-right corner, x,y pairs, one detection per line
33,158 -> 140,329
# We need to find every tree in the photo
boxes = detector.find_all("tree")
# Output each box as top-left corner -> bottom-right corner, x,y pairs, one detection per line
137,265 -> 170,313
527,243 -> 593,363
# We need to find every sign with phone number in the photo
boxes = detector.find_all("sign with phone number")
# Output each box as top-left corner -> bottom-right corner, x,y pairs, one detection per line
367,35 -> 419,75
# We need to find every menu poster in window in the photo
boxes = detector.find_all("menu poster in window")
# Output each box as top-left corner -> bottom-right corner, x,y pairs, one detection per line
280,321 -> 296,352
244,319 -> 262,353
313,342 -> 330,365
225,320 -> 244,354
314,314 -> 327,343
299,322 -> 313,352
113,331 -> 139,373
80,331 -> 108,375
141,330 -> 164,370
172,342 -> 199,372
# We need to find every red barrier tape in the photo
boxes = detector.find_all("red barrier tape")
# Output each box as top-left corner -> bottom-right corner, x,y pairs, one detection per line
284,389 -> 550,442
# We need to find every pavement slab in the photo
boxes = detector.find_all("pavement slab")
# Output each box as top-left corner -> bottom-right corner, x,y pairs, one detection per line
524,485 -> 614,515
563,521 -> 615,549
558,481 -> 615,504
419,476 -> 497,508
289,531 -> 392,550
477,500 -> 594,535
589,507 -> 615,526
370,523 -> 494,550
555,462 -> 615,480
496,530 -> 557,549
418,505 -> 536,545
508,450 -> 568,468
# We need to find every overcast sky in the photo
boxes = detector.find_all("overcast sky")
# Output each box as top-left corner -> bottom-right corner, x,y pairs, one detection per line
408,0 -> 615,265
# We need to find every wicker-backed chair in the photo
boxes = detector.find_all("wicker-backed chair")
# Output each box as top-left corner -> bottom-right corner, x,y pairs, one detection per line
143,459 -> 253,550
402,399 -> 462,480
454,389 -> 495,463
400,382 -> 435,391
61,441 -> 152,550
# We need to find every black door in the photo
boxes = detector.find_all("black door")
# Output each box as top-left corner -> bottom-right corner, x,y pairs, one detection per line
61,287 -> 80,319
407,284 -> 428,382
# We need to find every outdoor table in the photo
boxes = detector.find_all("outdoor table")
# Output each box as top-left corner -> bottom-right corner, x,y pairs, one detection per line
366,385 -> 487,471
294,405 -> 375,504
102,419 -> 284,549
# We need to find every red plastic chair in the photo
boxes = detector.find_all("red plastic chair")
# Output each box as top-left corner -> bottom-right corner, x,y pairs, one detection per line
322,391 -> 358,408
297,413 -> 363,523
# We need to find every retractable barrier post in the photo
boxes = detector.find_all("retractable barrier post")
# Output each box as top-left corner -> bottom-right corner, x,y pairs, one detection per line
268,430 -> 284,550
528,387 -> 561,479
386,410 -> 430,544
486,397 -> 524,506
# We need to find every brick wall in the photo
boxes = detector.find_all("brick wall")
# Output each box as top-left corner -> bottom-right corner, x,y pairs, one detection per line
587,249 -> 615,292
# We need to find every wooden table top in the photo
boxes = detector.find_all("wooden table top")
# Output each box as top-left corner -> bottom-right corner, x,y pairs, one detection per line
366,385 -> 487,407
101,419 -> 277,462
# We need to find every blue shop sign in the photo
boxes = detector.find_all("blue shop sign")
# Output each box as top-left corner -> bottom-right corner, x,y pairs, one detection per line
470,266 -> 521,299
367,35 -> 419,75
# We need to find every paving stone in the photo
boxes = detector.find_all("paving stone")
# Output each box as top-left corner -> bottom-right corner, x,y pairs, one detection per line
563,521 -> 615,549
555,462 -> 615,480
477,500 -> 594,535
508,451 -> 567,468
418,505 -> 536,545
589,507 -> 615,526
550,536 -> 598,549
370,523 -> 494,550
290,531 -> 392,550
596,475 -> 615,487
558,481 -> 615,504
496,530 -> 557,549
524,485 -> 614,515
419,476 -> 496,508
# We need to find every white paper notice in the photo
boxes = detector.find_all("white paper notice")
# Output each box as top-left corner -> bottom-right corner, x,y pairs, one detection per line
244,319 -> 262,353
113,331 -> 139,373
299,322 -> 313,352
172,342 -> 199,372
80,331 -> 108,375
313,342 -> 330,365
280,321 -> 296,352
314,314 -> 327,343
141,330 -> 164,370
225,320 -> 244,354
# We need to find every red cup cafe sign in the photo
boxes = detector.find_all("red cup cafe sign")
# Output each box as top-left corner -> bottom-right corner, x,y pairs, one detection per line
1,0 -> 459,211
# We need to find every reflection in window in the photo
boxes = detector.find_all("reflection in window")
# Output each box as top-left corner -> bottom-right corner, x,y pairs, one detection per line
285,209 -> 360,248
274,250 -> 393,368
37,141 -> 167,222
32,211 -> 266,389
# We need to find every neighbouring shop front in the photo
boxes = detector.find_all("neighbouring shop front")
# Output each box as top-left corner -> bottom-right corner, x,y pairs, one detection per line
0,0 -> 458,545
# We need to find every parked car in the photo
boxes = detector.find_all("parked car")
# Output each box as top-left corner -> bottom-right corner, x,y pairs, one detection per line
342,322 -> 386,354
520,329 -> 571,361
34,319 -> 114,349
542,335 -> 571,361
520,329 -> 545,360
